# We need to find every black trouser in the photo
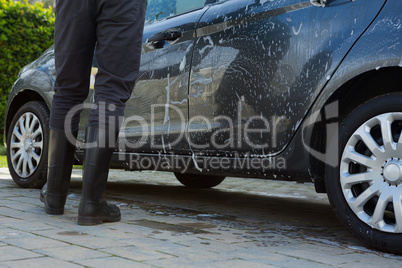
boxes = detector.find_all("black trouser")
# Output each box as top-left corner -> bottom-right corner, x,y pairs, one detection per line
50,0 -> 147,132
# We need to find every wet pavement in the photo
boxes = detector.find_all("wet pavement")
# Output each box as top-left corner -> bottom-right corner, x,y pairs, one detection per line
1,167 -> 402,267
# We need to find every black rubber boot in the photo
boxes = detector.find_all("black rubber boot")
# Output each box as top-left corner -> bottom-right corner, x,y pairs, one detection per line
77,126 -> 120,225
41,129 -> 77,215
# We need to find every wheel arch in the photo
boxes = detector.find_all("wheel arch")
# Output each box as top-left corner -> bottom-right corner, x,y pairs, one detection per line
309,66 -> 402,193
5,89 -> 51,141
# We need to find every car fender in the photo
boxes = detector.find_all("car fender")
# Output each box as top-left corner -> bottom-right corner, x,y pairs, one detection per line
298,0 -> 402,187
309,0 -> 402,120
4,68 -> 54,142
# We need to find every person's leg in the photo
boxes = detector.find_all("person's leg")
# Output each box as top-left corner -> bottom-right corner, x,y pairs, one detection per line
43,0 -> 97,214
90,0 -> 147,129
42,129 -> 77,214
78,0 -> 147,225
77,126 -> 121,225
51,0 -> 97,132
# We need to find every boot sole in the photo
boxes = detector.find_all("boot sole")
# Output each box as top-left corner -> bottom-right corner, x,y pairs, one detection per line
77,215 -> 121,226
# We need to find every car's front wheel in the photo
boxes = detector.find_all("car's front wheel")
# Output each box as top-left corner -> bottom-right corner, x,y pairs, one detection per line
6,101 -> 49,188
326,94 -> 402,254
174,173 -> 225,188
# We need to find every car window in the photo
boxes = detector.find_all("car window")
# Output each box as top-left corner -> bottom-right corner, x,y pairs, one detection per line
145,0 -> 210,23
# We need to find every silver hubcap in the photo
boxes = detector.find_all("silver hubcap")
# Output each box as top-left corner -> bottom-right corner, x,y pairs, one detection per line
382,158 -> 402,186
10,112 -> 43,178
341,113 -> 402,233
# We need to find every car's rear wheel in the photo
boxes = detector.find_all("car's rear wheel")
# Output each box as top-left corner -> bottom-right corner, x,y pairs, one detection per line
326,94 -> 402,254
6,101 -> 49,188
174,173 -> 225,188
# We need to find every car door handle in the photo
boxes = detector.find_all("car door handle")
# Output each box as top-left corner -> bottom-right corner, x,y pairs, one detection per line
147,30 -> 182,46
310,0 -> 326,7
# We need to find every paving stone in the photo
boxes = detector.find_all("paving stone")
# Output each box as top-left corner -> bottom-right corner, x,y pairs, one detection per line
5,221 -> 60,232
173,238 -> 247,253
100,222 -> 150,234
0,217 -> 26,227
81,226 -> 143,241
151,242 -> 221,261
0,200 -> 24,206
335,253 -> 402,267
0,207 -> 43,221
34,245 -> 111,261
220,247 -> 295,265
33,225 -> 143,244
40,216 -> 83,228
75,256 -> 152,268
1,257 -> 82,268
100,245 -> 175,261
264,242 -> 359,266
32,229 -> 133,249
2,234 -> 71,250
118,221 -> 165,236
0,229 -> 33,240
195,232 -> 256,245
5,196 -> 43,206
145,257 -> 214,268
208,259 -> 279,268
0,246 -> 43,262
279,258 -> 334,268
120,235 -> 188,254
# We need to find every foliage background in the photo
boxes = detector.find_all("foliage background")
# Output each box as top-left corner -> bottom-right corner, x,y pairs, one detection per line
0,0 -> 54,144
28,0 -> 54,9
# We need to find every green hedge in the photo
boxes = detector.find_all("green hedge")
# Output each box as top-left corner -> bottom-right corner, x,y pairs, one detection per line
0,0 -> 54,142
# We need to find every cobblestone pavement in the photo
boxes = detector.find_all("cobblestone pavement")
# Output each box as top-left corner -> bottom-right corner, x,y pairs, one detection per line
1,167 -> 402,267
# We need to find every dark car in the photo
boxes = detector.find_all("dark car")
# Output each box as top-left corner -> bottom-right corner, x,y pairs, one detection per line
4,0 -> 402,253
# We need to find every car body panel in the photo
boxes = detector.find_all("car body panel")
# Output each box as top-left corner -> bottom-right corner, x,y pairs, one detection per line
108,6 -> 212,155
307,0 -> 402,121
188,0 -> 386,157
4,47 -> 55,138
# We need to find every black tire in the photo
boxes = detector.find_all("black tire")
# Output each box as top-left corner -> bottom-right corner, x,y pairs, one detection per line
6,101 -> 49,188
326,94 -> 402,254
174,173 -> 225,188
